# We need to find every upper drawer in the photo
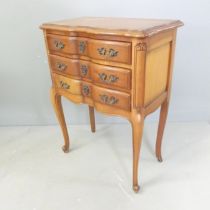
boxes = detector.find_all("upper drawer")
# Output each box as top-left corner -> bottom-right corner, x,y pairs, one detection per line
46,34 -> 131,64
88,39 -> 131,64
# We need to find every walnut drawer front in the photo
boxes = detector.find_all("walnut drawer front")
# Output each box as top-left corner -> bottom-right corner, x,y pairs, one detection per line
88,39 -> 131,64
53,74 -> 81,95
91,64 -> 131,90
47,34 -> 131,64
49,55 -> 131,90
49,55 -> 80,77
92,86 -> 131,111
49,55 -> 91,79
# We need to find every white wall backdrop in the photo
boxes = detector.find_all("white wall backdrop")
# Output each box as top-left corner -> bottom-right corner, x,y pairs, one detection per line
0,0 -> 210,125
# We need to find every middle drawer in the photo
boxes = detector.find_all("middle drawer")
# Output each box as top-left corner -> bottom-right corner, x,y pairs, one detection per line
49,55 -> 131,90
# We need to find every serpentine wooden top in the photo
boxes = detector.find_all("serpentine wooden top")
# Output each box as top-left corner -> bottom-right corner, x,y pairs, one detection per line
40,17 -> 183,38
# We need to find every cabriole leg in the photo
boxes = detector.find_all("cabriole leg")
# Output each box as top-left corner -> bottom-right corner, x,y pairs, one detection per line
88,106 -> 96,133
50,88 -> 70,153
131,111 -> 144,192
156,100 -> 169,162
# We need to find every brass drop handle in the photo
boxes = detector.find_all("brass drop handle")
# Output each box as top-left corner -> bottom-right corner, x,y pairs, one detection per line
99,95 -> 119,105
97,48 -> 118,57
59,81 -> 70,89
97,48 -> 106,56
108,49 -> 118,57
54,40 -> 65,49
98,73 -> 119,83
80,64 -> 88,76
56,63 -> 67,71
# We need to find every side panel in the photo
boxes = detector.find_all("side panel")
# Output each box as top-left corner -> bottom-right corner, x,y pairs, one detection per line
134,30 -> 176,109
144,43 -> 170,105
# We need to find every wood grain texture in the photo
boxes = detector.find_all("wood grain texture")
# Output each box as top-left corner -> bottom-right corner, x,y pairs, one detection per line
41,17 -> 183,38
144,43 -> 170,105
41,17 -> 183,192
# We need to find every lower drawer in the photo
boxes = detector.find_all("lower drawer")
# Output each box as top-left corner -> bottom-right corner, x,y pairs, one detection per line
53,73 -> 131,111
92,86 -> 131,111
53,74 -> 81,95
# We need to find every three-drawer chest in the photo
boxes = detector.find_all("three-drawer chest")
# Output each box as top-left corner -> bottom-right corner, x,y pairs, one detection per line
40,17 -> 183,192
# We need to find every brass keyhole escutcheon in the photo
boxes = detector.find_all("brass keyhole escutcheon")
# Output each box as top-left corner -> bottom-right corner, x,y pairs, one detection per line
82,85 -> 90,96
80,64 -> 88,76
79,41 -> 86,53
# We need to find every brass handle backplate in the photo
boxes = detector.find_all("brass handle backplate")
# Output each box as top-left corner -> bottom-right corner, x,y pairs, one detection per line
54,40 -> 65,49
97,48 -> 106,56
108,49 -> 118,57
80,64 -> 88,76
59,81 -> 70,89
56,63 -> 67,71
97,48 -> 118,57
98,73 -> 119,83
99,94 -> 119,105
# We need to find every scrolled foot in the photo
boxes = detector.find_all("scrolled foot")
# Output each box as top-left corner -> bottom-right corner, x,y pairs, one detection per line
157,156 -> 163,162
91,127 -> 96,133
62,145 -> 69,153
133,185 -> 140,193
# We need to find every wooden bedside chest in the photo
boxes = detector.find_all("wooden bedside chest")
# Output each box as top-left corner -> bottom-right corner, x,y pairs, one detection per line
40,17 -> 183,192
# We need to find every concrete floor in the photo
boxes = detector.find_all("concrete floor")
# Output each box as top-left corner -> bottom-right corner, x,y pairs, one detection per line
0,123 -> 210,210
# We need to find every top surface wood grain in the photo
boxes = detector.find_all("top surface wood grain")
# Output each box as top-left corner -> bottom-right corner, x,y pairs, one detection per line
40,17 -> 183,38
